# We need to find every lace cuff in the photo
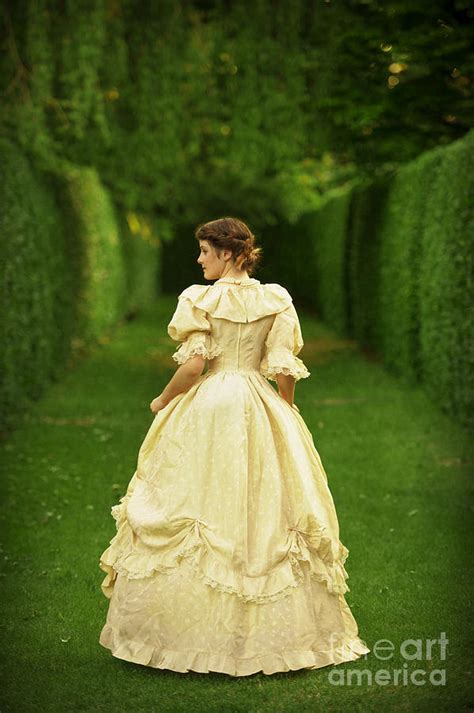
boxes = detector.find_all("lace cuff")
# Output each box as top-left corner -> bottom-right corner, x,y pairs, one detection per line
260,348 -> 310,382
172,331 -> 223,365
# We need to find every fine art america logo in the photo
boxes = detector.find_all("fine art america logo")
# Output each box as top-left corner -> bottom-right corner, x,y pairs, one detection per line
327,633 -> 448,686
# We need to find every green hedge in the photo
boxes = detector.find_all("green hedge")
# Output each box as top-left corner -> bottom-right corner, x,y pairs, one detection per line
310,189 -> 353,336
119,211 -> 163,317
0,142 -> 160,434
376,147 -> 447,383
53,166 -> 126,341
0,139 -> 70,425
346,178 -> 393,353
290,130 -> 474,431
419,132 -> 474,424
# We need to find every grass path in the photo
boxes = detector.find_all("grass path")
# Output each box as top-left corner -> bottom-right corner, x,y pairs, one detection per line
1,297 -> 472,712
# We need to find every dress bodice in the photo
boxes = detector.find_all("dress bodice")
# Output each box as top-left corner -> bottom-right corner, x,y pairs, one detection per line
167,277 -> 310,382
205,312 -> 276,374
99,282 -> 371,677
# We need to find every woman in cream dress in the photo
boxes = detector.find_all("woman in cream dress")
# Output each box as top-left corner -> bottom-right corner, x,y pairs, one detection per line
98,217 -> 370,676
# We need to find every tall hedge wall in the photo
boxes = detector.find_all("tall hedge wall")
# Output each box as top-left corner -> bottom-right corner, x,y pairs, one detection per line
54,167 -> 127,341
282,130 -> 474,431
0,140 -> 161,435
298,191 -> 350,332
418,133 -> 474,424
0,138 -> 70,422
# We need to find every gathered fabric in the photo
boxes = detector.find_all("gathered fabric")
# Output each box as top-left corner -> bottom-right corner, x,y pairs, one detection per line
98,277 -> 370,676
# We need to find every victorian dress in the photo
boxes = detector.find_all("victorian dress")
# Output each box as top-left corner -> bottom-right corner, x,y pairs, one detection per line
98,275 -> 370,676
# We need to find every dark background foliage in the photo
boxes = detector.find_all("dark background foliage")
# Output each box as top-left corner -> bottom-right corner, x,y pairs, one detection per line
1,0 -> 473,430
2,0 -> 472,227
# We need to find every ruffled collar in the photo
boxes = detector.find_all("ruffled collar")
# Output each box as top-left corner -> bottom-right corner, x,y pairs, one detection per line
214,276 -> 260,286
178,280 -> 292,323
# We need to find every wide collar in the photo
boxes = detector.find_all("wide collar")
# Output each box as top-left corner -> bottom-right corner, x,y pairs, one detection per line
178,280 -> 292,323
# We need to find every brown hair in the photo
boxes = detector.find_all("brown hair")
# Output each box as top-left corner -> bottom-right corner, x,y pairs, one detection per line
194,217 -> 263,276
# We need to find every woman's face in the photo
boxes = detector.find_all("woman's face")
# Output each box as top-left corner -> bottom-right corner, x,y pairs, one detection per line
197,240 -> 232,280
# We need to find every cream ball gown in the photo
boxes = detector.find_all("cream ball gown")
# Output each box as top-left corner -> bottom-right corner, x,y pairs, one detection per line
98,275 -> 371,676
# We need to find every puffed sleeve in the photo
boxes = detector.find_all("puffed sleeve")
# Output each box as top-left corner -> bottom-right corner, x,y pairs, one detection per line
167,289 -> 223,365
260,302 -> 311,382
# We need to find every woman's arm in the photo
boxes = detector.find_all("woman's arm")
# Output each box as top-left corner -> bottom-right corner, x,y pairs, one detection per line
276,373 -> 295,406
150,356 -> 206,413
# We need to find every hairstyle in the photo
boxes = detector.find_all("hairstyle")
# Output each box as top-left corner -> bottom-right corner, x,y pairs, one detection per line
194,217 -> 263,276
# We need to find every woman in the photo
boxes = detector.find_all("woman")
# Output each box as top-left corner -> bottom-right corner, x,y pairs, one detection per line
98,217 -> 370,676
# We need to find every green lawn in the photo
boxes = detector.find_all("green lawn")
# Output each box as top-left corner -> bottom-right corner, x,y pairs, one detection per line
1,297 -> 472,713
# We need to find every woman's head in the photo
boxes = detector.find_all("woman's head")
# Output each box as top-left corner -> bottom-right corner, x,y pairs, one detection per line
195,217 -> 262,280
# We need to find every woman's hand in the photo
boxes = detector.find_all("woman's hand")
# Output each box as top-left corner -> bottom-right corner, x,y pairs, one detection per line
150,394 -> 168,415
276,373 -> 295,408
276,390 -> 300,413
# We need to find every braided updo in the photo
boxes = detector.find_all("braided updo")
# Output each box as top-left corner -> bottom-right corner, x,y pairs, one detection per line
194,217 -> 263,276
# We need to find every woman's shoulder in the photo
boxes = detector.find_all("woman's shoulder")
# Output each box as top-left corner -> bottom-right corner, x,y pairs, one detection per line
178,280 -> 291,297
177,283 -> 208,301
260,282 -> 292,300
176,280 -> 293,322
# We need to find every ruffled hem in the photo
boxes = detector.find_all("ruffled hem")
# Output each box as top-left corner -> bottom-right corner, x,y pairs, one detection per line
99,623 -> 371,676
261,357 -> 311,382
99,512 -> 351,603
172,338 -> 224,365
260,351 -> 311,382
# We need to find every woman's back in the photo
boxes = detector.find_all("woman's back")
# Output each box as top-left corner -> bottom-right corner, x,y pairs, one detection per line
167,276 -> 310,381
98,218 -> 370,676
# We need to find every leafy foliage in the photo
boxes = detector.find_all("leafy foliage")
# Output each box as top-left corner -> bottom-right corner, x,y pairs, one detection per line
1,0 -> 471,228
